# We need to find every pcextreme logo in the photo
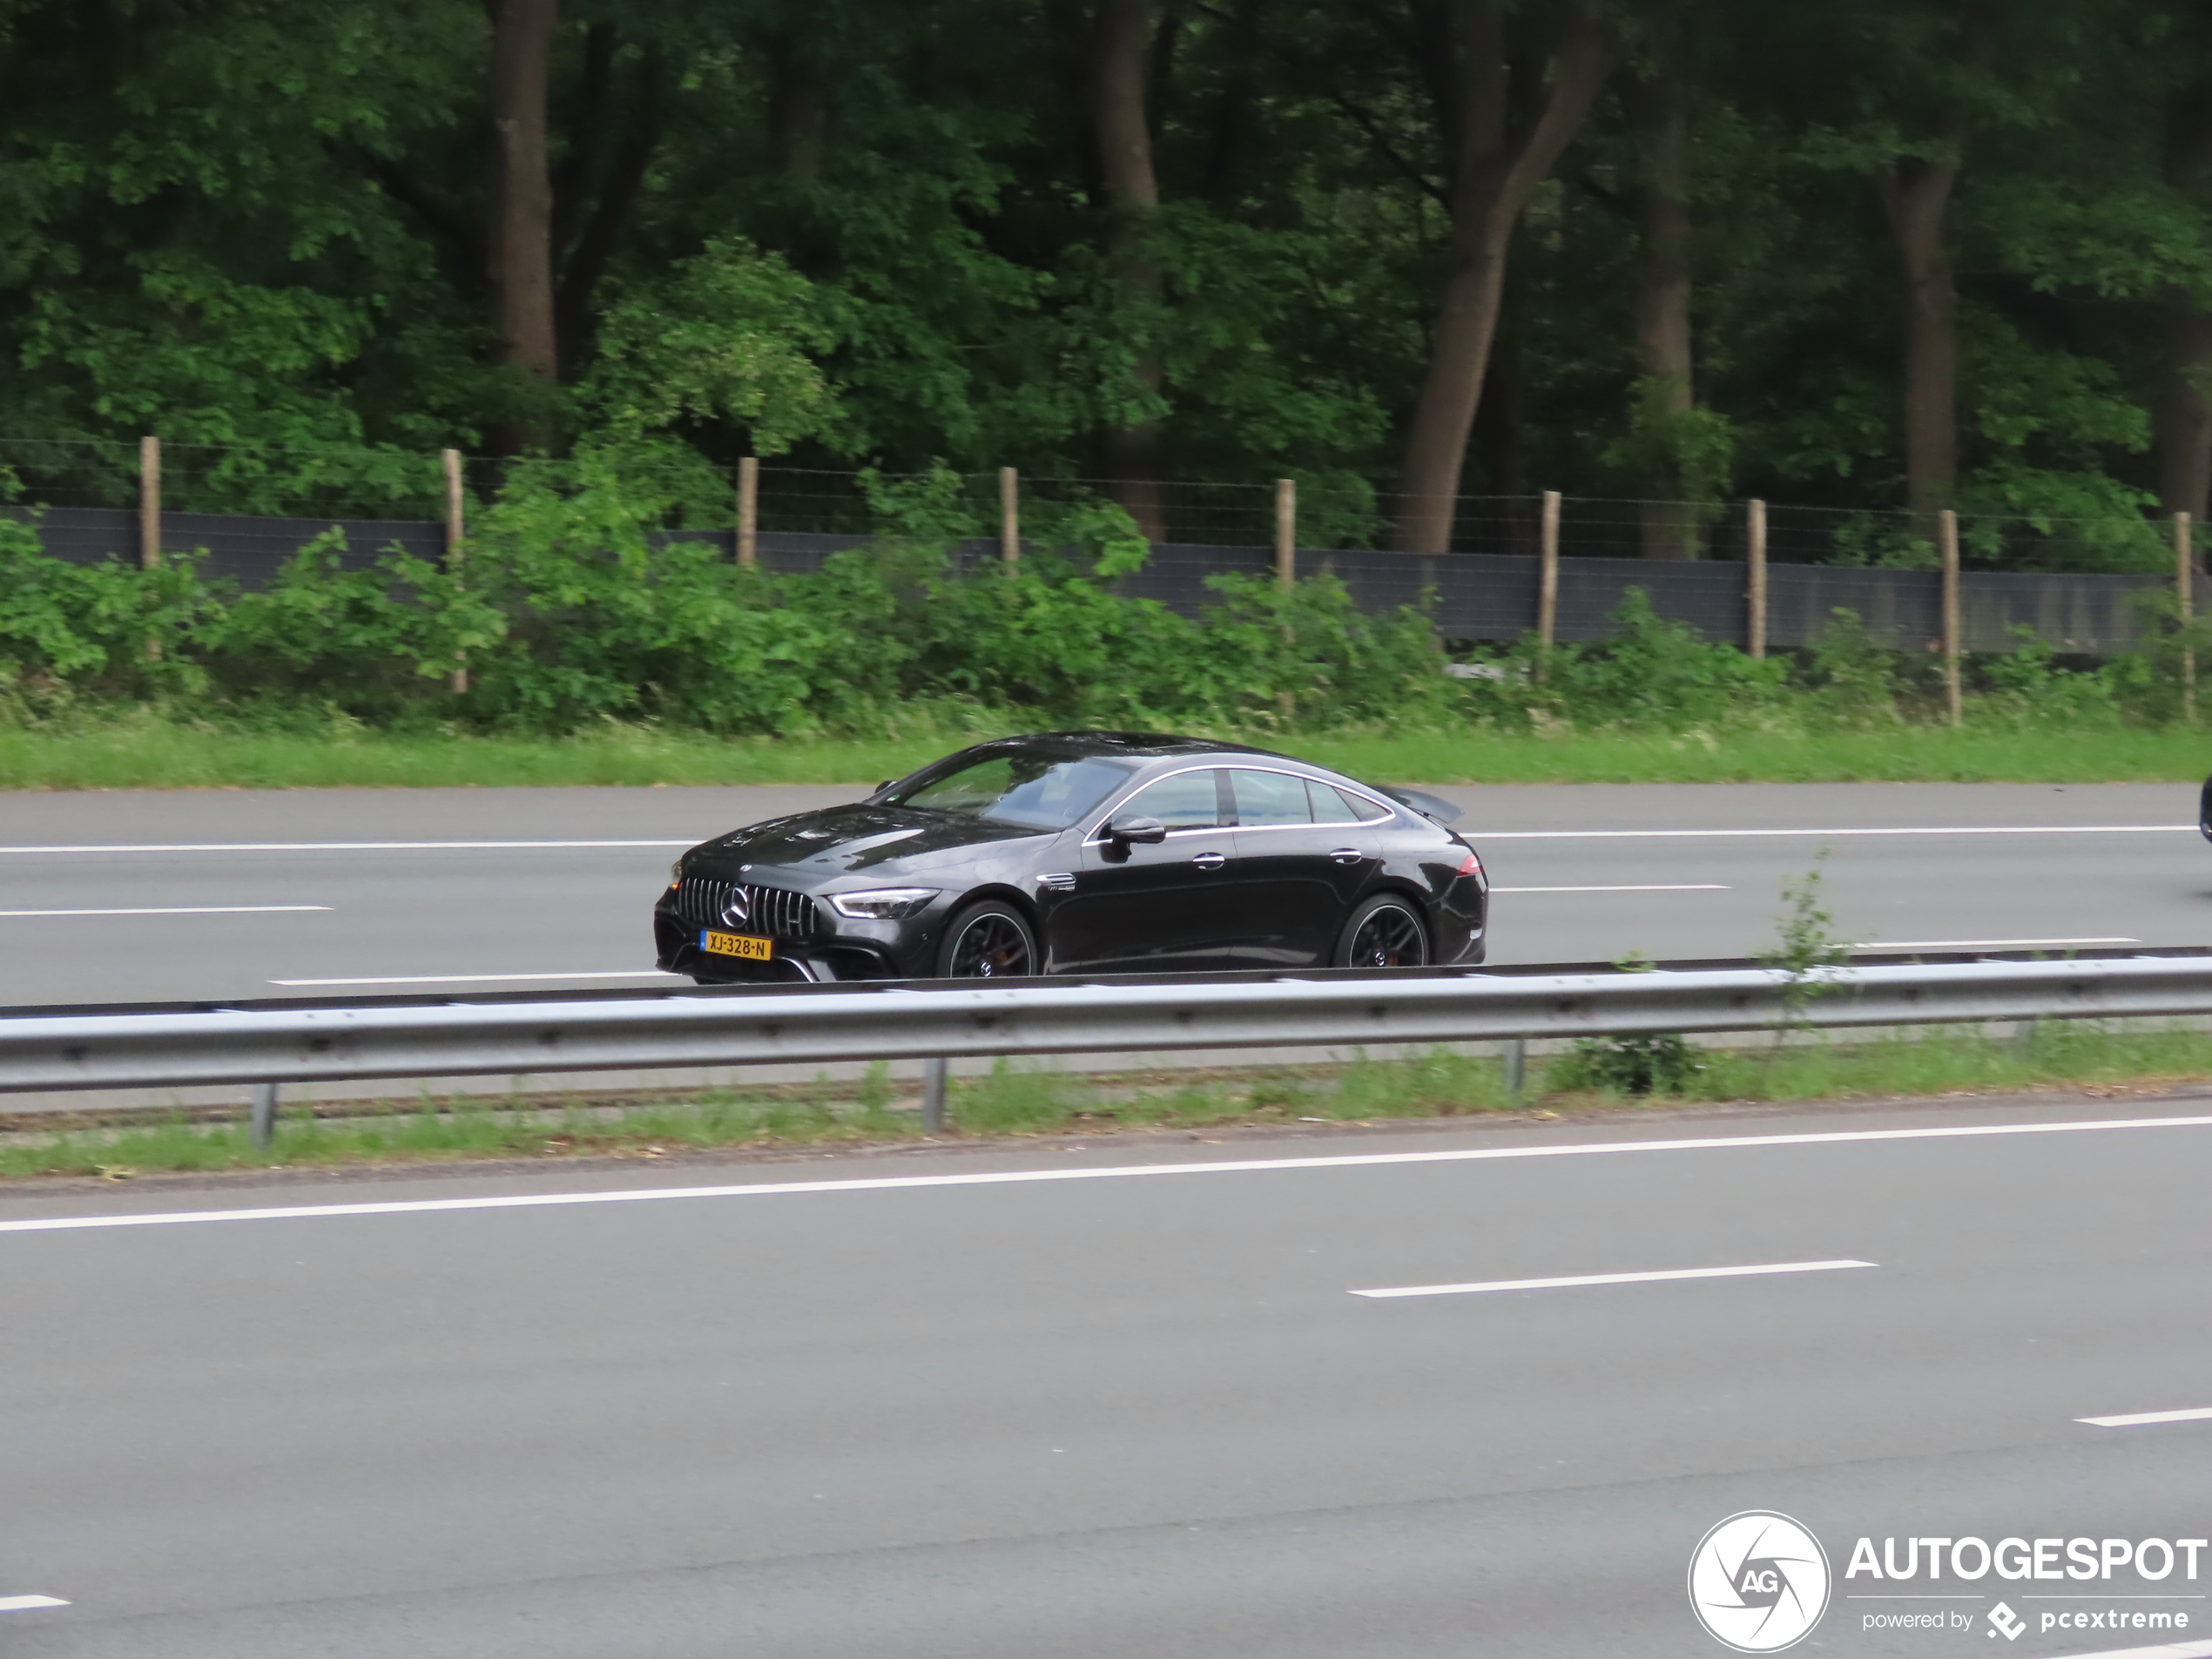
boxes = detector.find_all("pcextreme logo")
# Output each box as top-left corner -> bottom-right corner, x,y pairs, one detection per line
1689,1511 -> 1832,1653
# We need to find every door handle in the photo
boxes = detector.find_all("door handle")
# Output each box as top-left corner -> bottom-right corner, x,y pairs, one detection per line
1329,847 -> 1364,864
1190,851 -> 1227,870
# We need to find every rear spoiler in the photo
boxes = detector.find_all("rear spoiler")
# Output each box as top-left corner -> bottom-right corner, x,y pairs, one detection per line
1379,786 -> 1462,825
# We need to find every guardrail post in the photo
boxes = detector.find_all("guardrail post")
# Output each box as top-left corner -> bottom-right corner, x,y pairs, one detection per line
1501,1037 -> 1527,1103
249,1081 -> 280,1149
921,1055 -> 949,1134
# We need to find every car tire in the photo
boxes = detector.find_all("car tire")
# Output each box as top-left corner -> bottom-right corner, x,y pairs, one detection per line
1333,894 -> 1429,969
936,900 -> 1040,979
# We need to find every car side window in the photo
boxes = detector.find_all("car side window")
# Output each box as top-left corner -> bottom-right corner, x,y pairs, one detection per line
1340,788 -> 1394,822
1300,783 -> 1371,826
1230,768 -> 1313,826
1115,769 -> 1223,832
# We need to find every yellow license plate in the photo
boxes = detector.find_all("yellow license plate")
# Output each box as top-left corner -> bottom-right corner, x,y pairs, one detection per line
699,929 -> 773,961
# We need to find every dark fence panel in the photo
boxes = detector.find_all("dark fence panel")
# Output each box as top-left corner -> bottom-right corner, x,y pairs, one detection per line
2,508 -> 2175,657
25,505 -> 443,580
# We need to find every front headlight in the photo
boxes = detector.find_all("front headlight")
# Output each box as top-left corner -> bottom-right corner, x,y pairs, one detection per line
828,887 -> 940,921
668,861 -> 684,888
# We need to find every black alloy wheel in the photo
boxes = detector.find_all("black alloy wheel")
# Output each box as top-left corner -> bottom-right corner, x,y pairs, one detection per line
938,901 -> 1038,979
1336,895 -> 1429,969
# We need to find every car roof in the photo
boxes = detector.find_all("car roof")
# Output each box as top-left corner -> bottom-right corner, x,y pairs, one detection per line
979,730 -> 1289,762
924,732 -> 1436,824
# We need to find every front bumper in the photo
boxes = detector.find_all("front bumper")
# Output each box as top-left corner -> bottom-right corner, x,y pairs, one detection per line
654,887 -> 934,983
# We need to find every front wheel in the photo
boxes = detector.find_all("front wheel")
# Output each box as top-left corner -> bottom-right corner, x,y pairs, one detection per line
1333,894 -> 1429,969
936,900 -> 1039,979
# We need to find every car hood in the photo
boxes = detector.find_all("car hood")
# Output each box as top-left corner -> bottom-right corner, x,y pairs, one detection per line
691,803 -> 1058,876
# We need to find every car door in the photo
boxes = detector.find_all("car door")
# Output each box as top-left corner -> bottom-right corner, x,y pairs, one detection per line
1226,768 -> 1382,967
1049,768 -> 1239,972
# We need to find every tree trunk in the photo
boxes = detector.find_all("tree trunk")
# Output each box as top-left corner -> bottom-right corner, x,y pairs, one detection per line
1625,0 -> 1696,560
769,50 -> 826,183
2158,71 -> 2212,521
1203,0 -> 1266,205
1093,0 -> 1167,541
1871,12 -> 1993,533
1393,1 -> 1614,553
2159,294 -> 2212,523
1877,158 -> 1960,529
489,0 -> 559,455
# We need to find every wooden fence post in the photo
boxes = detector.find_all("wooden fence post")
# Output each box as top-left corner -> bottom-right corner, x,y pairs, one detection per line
1939,507 -> 1961,727
442,448 -> 469,696
1746,498 -> 1768,659
1000,466 -> 1020,565
1536,489 -> 1561,675
1274,478 -> 1296,589
737,456 -> 759,570
138,435 -> 160,570
2178,509 -> 2195,724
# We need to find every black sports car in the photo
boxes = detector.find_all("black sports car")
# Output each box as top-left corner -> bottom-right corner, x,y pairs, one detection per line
655,731 -> 1487,982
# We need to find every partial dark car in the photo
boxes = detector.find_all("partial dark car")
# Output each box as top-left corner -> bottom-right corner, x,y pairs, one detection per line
655,731 -> 1487,982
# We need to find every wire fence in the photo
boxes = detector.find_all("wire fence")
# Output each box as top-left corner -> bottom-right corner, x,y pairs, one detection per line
0,437 -> 2193,579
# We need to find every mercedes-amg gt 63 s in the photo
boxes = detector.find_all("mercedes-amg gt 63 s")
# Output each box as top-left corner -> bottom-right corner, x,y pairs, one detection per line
656,731 -> 1487,982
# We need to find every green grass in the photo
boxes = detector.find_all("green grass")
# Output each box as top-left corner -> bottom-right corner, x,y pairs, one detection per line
6,1027 -> 2208,1183
1,716 -> 2209,790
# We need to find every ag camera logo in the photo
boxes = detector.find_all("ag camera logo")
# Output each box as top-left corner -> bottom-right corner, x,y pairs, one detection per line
1689,1511 -> 1831,1652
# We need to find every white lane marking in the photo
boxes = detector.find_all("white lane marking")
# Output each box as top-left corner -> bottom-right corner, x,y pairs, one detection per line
1854,937 -> 2140,950
2078,1406 -> 2212,1428
1352,1259 -> 1875,1298
269,969 -> 674,987
1,1113 -> 2209,1238
1475,825 -> 2192,839
0,840 -> 695,854
0,1596 -> 69,1611
0,906 -> 331,918
2035,1642 -> 2212,1658
1492,883 -> 1729,894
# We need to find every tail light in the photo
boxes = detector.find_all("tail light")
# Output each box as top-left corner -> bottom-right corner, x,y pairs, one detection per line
1455,850 -> 1482,880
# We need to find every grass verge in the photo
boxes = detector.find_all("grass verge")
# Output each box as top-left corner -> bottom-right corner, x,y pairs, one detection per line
5,1024 -> 2208,1184
2,718 -> 2210,791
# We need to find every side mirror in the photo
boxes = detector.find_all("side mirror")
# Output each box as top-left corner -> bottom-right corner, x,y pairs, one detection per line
1108,814 -> 1168,846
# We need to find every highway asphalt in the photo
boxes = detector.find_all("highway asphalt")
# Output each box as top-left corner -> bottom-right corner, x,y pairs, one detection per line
1,1100 -> 2209,1656
0,779 -> 2203,1008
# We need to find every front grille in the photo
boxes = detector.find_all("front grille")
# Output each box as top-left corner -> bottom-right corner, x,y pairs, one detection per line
674,878 -> 819,939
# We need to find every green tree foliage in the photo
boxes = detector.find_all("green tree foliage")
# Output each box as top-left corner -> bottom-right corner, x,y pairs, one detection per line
4,0 -> 2212,548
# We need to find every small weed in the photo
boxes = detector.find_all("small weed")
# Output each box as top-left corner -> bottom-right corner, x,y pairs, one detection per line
1756,851 -> 1851,1029
1552,1035 -> 1702,1096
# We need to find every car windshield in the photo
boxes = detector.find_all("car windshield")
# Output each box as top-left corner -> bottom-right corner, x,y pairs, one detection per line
888,751 -> 1136,830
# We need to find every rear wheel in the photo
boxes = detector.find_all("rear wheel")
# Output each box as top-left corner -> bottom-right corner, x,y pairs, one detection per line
936,900 -> 1039,979
1334,894 -> 1429,969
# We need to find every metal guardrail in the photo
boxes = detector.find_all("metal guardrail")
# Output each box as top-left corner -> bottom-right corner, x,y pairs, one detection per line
5,952 -> 2212,1142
